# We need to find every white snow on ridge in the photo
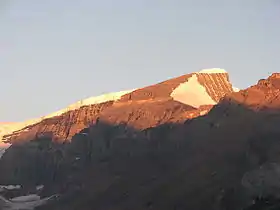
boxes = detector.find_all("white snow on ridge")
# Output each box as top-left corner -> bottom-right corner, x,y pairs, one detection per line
233,87 -> 240,92
36,185 -> 44,191
171,74 -> 216,108
0,122 -> 33,146
0,185 -> 21,190
198,68 -> 227,74
10,194 -> 40,203
42,89 -> 134,119
198,68 -> 239,92
0,89 -> 134,142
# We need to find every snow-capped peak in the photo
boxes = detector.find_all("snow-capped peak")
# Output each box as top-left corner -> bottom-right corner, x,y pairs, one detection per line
233,87 -> 240,92
198,68 -> 227,74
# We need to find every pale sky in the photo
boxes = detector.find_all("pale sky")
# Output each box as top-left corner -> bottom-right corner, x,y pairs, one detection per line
0,0 -> 279,121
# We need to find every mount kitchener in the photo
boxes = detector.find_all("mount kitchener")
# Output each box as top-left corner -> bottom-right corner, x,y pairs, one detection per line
1,68 -> 280,210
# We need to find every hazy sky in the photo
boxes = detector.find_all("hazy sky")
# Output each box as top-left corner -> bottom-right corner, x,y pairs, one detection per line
0,0 -> 279,121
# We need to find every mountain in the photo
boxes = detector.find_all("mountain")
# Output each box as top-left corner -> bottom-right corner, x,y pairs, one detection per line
32,71 -> 280,210
1,68 -> 235,144
6,68 -> 279,210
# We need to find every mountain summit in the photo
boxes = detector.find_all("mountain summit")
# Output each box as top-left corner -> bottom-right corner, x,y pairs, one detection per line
0,68 -> 236,144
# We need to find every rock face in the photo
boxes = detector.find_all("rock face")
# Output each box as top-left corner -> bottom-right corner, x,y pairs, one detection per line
2,68 -> 234,144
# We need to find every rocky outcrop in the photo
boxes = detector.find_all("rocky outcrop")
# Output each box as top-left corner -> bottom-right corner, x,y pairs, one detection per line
228,73 -> 280,111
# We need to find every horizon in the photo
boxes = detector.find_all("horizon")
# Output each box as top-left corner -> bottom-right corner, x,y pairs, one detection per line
1,1 -> 279,121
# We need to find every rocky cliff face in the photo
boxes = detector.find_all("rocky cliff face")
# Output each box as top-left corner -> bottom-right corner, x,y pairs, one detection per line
196,72 -> 233,102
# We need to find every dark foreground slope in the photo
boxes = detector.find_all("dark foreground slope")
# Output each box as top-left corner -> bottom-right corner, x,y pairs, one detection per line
34,101 -> 280,210
2,74 -> 280,210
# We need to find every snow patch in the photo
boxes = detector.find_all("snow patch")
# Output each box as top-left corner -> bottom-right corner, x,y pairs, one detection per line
36,185 -> 44,191
233,87 -> 240,92
198,68 -> 227,74
170,74 -> 216,108
0,121 -> 39,143
199,110 -> 209,116
0,185 -> 21,190
10,195 -> 40,203
0,194 -> 57,210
